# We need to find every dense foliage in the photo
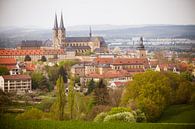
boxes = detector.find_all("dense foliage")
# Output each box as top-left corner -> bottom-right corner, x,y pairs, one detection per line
93,79 -> 110,105
50,76 -> 66,120
121,71 -> 194,121
0,66 -> 9,75
86,79 -> 96,95
31,72 -> 51,90
94,107 -> 146,123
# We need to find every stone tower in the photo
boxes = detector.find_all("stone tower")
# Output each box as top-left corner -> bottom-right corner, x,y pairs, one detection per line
58,12 -> 66,46
52,13 -> 59,48
137,37 -> 147,58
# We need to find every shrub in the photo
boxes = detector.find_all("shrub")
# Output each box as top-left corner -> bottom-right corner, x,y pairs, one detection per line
87,105 -> 111,120
104,112 -> 136,122
135,109 -> 147,122
94,112 -> 108,122
16,108 -> 50,120
108,107 -> 131,115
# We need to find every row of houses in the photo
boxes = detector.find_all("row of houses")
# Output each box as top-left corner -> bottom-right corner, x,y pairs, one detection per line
71,57 -> 180,89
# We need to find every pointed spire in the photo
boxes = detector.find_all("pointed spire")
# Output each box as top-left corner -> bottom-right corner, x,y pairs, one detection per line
60,12 -> 65,30
53,13 -> 58,30
89,26 -> 92,37
140,37 -> 143,43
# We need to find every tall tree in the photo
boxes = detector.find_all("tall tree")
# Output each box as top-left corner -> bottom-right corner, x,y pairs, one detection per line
93,79 -> 110,105
59,66 -> 68,83
56,75 -> 66,120
68,79 -> 75,119
86,79 -> 96,95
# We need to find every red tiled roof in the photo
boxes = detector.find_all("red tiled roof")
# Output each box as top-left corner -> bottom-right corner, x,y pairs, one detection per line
25,64 -> 35,71
114,81 -> 126,86
2,74 -> 31,80
86,70 -> 131,79
0,58 -> 16,65
0,49 -> 65,56
112,58 -> 148,65
94,57 -> 149,66
94,57 -> 113,64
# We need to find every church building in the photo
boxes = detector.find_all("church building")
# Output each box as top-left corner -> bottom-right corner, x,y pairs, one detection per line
52,13 -> 108,55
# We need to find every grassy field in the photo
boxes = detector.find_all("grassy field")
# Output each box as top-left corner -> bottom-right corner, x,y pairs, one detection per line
158,104 -> 195,123
0,119 -> 195,129
1,104 -> 195,129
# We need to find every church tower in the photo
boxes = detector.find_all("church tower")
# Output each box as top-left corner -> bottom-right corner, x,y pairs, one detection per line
58,12 -> 66,46
137,37 -> 147,58
52,13 -> 59,48
89,26 -> 92,38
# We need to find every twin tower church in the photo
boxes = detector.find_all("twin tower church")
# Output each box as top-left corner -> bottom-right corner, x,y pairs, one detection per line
52,13 -> 108,54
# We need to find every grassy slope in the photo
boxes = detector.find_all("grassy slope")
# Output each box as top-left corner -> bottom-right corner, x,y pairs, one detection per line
158,104 -> 195,123
1,104 -> 195,129
1,119 -> 195,129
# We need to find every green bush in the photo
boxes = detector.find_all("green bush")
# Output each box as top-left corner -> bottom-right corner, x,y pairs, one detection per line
108,107 -> 131,115
94,112 -> 108,122
104,112 -> 136,122
135,109 -> 147,122
16,108 -> 51,120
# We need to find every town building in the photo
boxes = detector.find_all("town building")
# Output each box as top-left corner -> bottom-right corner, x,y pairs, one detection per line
0,74 -> 32,93
52,13 -> 108,54
0,58 -> 21,75
18,40 -> 43,49
0,49 -> 66,61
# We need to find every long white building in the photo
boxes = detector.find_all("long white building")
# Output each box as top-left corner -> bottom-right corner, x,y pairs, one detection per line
0,75 -> 32,93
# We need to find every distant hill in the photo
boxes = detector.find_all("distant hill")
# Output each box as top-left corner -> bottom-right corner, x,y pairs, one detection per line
0,25 -> 195,48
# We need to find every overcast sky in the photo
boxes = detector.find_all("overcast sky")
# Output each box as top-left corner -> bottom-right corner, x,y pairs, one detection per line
0,0 -> 195,28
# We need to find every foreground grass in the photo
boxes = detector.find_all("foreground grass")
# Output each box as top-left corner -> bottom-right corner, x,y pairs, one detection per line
158,104 -> 195,123
0,116 -> 195,129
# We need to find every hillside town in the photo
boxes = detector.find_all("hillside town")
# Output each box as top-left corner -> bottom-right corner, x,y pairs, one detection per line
0,5 -> 195,128
0,14 -> 195,93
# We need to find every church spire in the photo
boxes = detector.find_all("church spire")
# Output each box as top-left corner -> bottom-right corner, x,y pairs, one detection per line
53,13 -> 58,30
60,12 -> 65,30
89,26 -> 92,37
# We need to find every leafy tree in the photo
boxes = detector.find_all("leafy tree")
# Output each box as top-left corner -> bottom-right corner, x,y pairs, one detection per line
24,55 -> 31,61
59,66 -> 68,83
86,79 -> 96,95
180,71 -> 193,81
0,66 -> 9,75
121,71 -> 193,121
54,76 -> 66,120
68,79 -> 75,119
93,79 -> 110,105
41,56 -> 47,62
46,66 -> 59,86
31,72 -> 50,90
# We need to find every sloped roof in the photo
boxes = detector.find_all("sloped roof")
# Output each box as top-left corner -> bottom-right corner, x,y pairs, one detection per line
2,74 -> 31,80
0,49 -> 65,56
0,58 -> 16,65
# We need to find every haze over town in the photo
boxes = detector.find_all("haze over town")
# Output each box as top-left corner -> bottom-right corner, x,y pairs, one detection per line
0,0 -> 195,28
